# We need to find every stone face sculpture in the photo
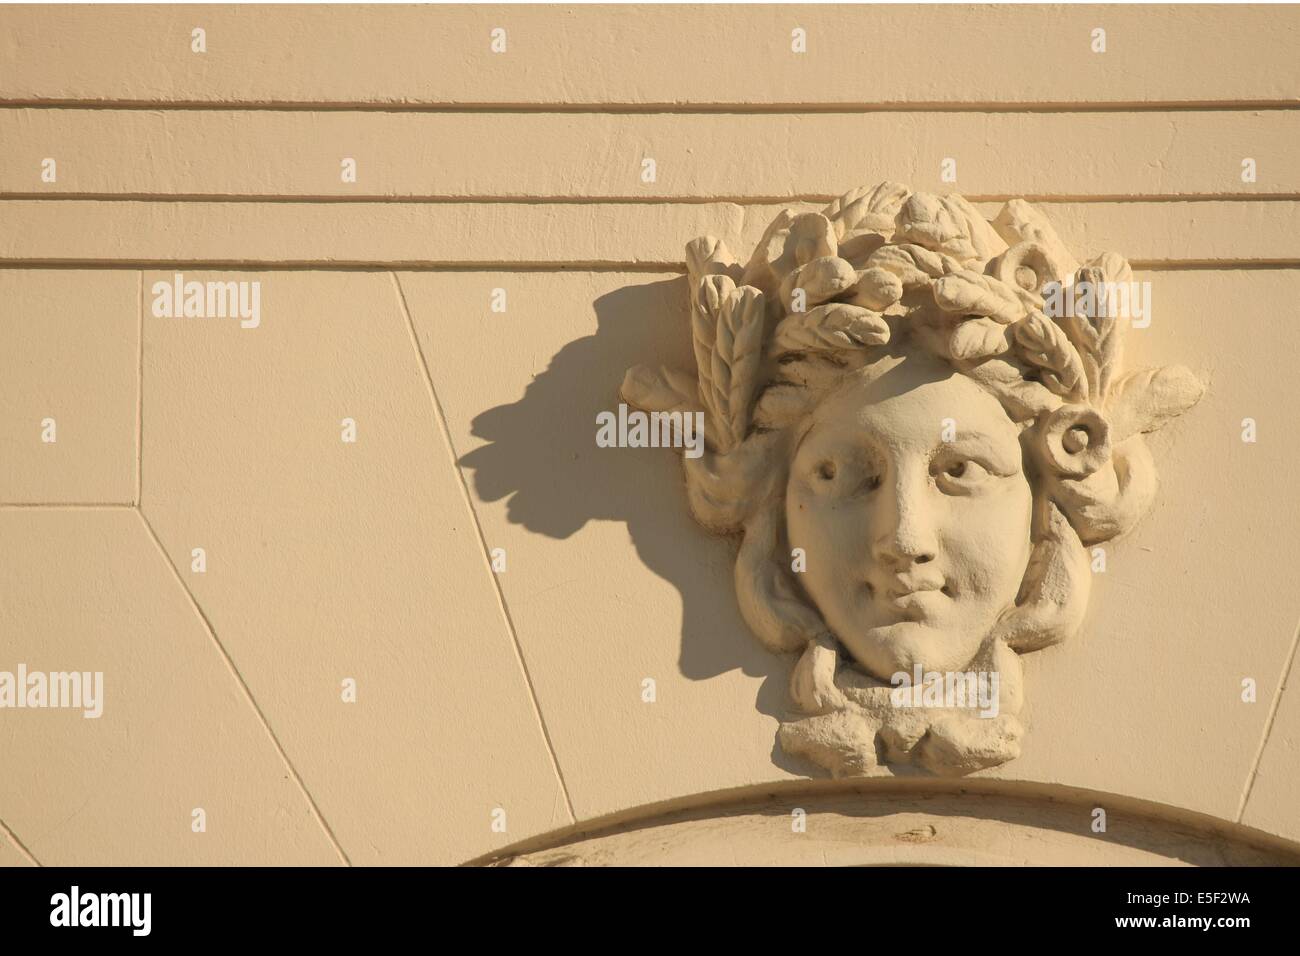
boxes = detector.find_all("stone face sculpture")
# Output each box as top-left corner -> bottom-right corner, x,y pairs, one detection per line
621,182 -> 1204,777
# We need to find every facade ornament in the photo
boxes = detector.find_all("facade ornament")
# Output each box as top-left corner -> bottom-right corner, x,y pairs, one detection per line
622,182 -> 1204,776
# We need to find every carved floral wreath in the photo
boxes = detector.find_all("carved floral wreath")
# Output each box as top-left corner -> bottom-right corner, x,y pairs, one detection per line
622,182 -> 1203,776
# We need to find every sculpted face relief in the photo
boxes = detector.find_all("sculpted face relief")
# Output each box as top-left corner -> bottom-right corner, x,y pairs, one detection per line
786,362 -> 1033,679
621,182 -> 1205,776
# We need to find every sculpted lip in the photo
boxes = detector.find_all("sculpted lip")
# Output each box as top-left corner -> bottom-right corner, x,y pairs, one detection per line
876,579 -> 951,619
883,578 -> 945,601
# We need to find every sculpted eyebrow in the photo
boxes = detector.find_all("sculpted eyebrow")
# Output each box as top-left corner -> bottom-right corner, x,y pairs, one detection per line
934,434 -> 1021,472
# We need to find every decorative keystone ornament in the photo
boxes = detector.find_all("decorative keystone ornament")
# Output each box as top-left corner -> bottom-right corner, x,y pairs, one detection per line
622,182 -> 1204,777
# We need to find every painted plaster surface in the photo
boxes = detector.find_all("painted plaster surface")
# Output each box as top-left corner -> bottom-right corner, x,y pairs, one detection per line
1,5 -> 1297,864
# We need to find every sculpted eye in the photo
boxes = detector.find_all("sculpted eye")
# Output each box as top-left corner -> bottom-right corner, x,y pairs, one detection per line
858,473 -> 882,494
934,458 -> 991,492
805,451 -> 881,495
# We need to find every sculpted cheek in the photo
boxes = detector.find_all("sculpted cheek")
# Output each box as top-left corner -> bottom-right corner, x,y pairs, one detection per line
808,510 -> 862,596
942,494 -> 1031,598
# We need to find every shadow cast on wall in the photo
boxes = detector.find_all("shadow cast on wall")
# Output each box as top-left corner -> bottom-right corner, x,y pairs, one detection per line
456,277 -> 816,776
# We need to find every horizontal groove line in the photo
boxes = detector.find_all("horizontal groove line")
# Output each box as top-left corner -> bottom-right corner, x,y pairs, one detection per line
1,260 -> 1296,273
2,100 -> 1298,114
3,194 -> 1298,205
0,502 -> 135,509
1129,260 -> 1300,270
0,261 -> 684,273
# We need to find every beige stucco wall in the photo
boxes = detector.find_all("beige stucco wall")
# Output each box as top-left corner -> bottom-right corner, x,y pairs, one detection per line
1,4 -> 1297,865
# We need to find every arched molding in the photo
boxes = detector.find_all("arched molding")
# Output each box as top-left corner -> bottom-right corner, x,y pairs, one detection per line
473,778 -> 1300,867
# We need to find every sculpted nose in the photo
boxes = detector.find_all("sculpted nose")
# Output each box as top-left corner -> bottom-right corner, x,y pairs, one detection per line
871,474 -> 938,570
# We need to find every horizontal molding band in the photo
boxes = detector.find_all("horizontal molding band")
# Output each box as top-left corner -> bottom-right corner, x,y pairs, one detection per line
3,199 -> 1296,266
2,6 -> 1297,107
2,109 -> 1295,200
5,102 -> 1300,114
5,263 -> 1297,275
5,193 -> 1300,206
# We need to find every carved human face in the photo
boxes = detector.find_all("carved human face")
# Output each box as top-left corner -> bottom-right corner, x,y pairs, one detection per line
785,357 -> 1034,679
